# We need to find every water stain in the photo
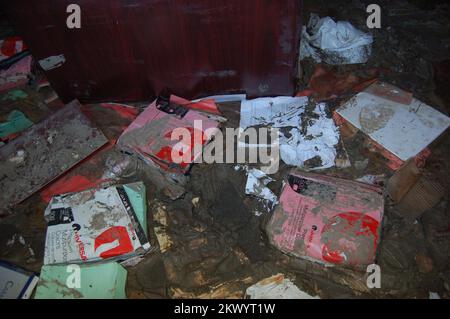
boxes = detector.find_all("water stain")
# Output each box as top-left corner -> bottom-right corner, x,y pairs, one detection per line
359,105 -> 395,134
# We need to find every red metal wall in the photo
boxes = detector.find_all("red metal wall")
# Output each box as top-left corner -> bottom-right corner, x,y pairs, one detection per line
4,1 -> 302,103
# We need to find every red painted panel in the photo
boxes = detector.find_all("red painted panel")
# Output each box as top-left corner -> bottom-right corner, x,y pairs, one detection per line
4,1 -> 302,103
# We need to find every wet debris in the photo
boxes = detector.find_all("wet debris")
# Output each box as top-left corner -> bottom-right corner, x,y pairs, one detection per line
245,168 -> 278,216
297,64 -> 379,102
356,174 -> 386,187
239,96 -> 342,170
0,100 -> 108,214
0,3 -> 449,299
245,274 -> 320,299
267,170 -> 384,267
117,95 -> 220,174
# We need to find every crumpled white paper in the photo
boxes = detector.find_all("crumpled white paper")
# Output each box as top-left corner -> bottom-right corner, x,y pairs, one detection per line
279,103 -> 339,170
239,97 -> 340,170
245,168 -> 278,204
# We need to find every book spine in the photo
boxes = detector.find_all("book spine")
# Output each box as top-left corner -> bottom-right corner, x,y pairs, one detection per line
116,186 -> 150,250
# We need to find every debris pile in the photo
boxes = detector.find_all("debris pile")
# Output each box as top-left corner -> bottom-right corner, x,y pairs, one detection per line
0,2 -> 449,300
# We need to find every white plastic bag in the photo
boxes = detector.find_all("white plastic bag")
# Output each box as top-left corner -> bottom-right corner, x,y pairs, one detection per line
300,14 -> 373,65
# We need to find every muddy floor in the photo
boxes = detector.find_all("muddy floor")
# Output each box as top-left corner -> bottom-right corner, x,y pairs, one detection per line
0,0 -> 449,299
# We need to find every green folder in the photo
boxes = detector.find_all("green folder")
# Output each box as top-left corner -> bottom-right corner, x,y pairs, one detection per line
34,262 -> 127,299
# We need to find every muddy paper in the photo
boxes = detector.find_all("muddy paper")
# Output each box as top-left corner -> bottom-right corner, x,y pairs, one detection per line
245,168 -> 278,204
336,82 -> 450,161
117,99 -> 219,173
267,171 -> 384,266
43,182 -> 150,265
246,274 -> 319,299
239,97 -> 340,169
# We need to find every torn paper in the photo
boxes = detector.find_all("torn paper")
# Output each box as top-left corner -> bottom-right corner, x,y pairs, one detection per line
246,274 -> 320,299
245,168 -> 278,204
240,96 -> 308,131
239,97 -> 340,170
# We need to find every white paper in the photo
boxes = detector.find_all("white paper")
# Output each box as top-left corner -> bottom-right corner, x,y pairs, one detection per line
245,168 -> 278,204
240,96 -> 308,130
279,104 -> 339,169
239,97 -> 340,169
246,275 -> 320,299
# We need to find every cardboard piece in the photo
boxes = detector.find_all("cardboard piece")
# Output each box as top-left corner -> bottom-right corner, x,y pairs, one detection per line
385,154 -> 444,219
0,100 -> 108,211
394,175 -> 445,220
0,261 -> 39,299
43,182 -> 149,265
267,171 -> 384,266
336,82 -> 450,162
387,159 -> 422,203
35,262 -> 127,299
